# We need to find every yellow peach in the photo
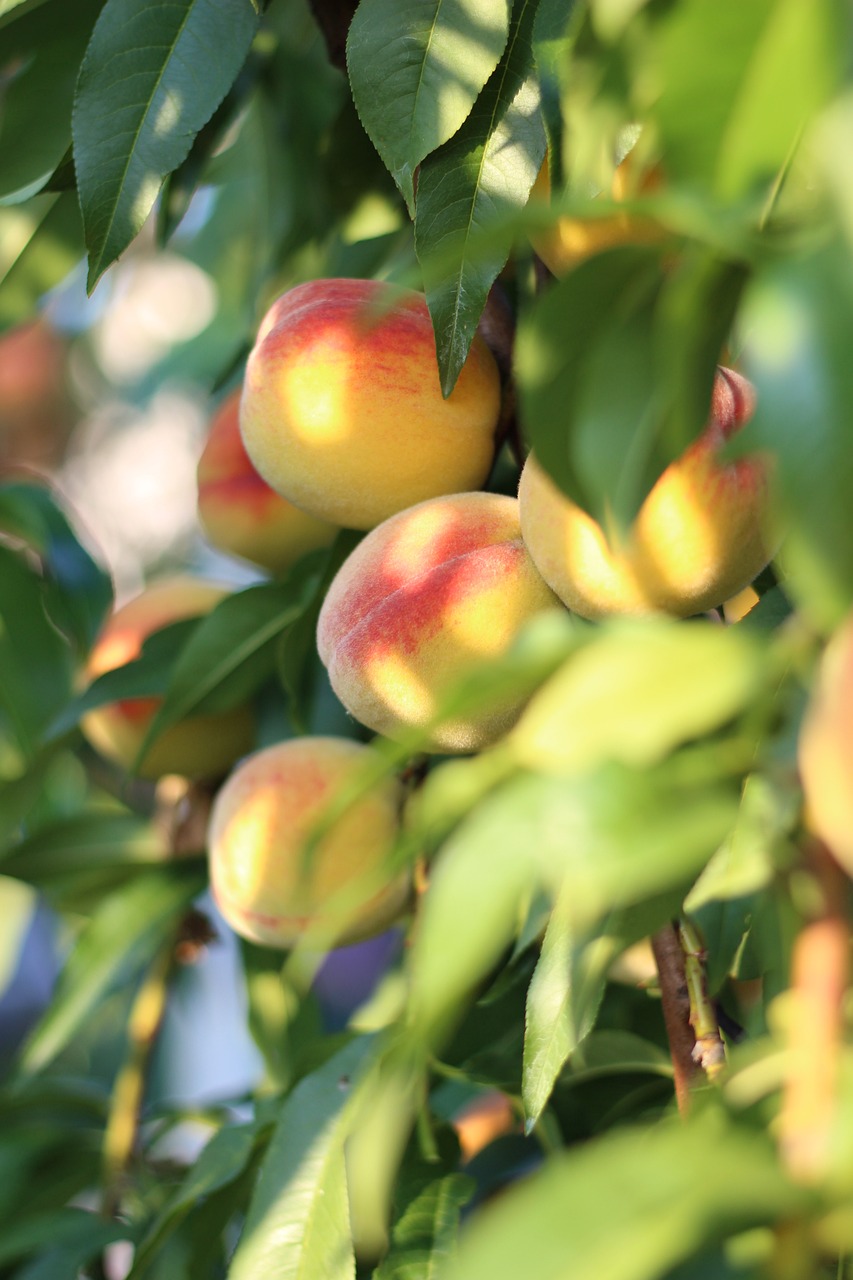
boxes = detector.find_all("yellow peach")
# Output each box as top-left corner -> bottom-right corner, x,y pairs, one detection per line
207,737 -> 410,949
518,367 -> 776,620
240,278 -> 502,530
81,577 -> 255,779
317,493 -> 563,752
798,615 -> 853,873
529,154 -> 664,278
197,389 -> 337,573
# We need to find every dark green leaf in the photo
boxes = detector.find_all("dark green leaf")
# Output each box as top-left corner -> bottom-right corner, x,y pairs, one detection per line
416,0 -> 545,395
0,0 -> 101,203
0,480 -> 112,655
0,545 -> 74,760
0,1208 -> 126,1270
0,810 -> 167,881
72,0 -> 260,288
375,1152 -> 474,1280
228,1036 -> 373,1280
347,0 -> 511,213
17,864 -> 204,1075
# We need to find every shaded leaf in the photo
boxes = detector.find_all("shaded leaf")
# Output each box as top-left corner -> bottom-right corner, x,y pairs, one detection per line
347,0 -> 511,213
0,811 -> 167,881
72,0 -> 260,287
0,192 -> 83,330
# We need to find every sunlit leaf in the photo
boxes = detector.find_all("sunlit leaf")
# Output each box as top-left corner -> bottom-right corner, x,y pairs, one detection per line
347,0 -> 511,213
416,0 -> 545,393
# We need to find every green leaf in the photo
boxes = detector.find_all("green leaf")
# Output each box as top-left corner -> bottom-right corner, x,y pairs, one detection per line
652,0 -> 839,199
0,811 -> 167,881
0,877 -> 36,1003
738,240 -> 853,627
560,1030 -> 672,1086
228,1036 -> 373,1280
416,0 -> 545,394
374,1151 -> 474,1280
135,571 -> 321,767
521,892 -> 614,1127
17,865 -> 204,1075
0,480 -> 112,655
438,1108 -> 805,1280
515,245 -> 668,524
72,0 -> 260,288
347,0 -> 511,213
510,619 -> 766,774
0,545 -> 74,760
0,192 -> 83,330
0,0 -> 102,204
129,1120 -> 261,1278
0,1208 -> 127,1271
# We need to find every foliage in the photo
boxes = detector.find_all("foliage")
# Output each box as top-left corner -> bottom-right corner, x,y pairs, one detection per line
1,1 -> 853,1279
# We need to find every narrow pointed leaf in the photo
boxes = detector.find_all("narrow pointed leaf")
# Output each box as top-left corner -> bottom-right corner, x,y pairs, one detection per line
72,0 -> 260,288
347,0 -> 511,213
416,0 -> 545,394
228,1036 -> 373,1280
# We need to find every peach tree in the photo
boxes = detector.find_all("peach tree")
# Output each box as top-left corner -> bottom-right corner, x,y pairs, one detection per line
1,1 -> 853,1278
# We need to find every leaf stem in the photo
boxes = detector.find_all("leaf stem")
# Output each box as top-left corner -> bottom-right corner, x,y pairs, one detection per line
678,920 -> 726,1081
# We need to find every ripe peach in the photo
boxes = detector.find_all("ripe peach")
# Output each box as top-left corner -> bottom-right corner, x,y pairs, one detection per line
529,153 -> 663,278
240,278 -> 502,530
207,737 -> 410,949
518,367 -> 776,620
317,493 -> 562,752
81,577 -> 255,779
197,389 -> 337,573
798,615 -> 853,873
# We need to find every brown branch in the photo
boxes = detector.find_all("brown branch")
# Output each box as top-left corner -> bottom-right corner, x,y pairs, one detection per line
307,0 -> 359,71
652,923 -> 701,1115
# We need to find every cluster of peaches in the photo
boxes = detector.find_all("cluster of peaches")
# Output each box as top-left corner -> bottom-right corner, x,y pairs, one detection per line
78,270 -> 852,952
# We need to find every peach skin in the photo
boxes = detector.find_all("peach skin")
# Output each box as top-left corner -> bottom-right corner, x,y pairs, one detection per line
798,614 -> 853,874
207,737 -> 410,949
197,389 -> 337,573
317,492 -> 562,753
240,278 -> 502,530
518,367 -> 777,620
81,577 -> 255,779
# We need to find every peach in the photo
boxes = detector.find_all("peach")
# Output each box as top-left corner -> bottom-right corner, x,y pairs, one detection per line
529,153 -> 664,278
518,367 -> 777,620
798,614 -> 853,873
317,493 -> 562,752
240,278 -> 502,530
207,737 -> 410,949
81,577 -> 255,779
197,389 -> 337,573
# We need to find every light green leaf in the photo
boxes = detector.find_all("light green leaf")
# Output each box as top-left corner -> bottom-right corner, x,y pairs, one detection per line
0,876 -> 36,1003
347,0 -> 511,213
228,1036 -> 373,1280
416,0 -> 545,394
0,193 -> 83,328
18,865 -> 204,1075
72,0 -> 259,288
521,891 -> 614,1126
511,619 -> 765,774
375,1157 -> 474,1280
438,1108 -> 805,1280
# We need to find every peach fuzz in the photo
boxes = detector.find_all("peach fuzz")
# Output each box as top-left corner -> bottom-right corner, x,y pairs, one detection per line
518,367 -> 777,620
207,737 -> 410,949
197,389 -> 337,573
798,614 -> 853,874
81,577 -> 255,780
317,493 -> 563,753
240,278 -> 502,531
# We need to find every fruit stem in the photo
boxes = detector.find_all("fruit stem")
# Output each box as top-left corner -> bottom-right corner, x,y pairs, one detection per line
678,920 -> 726,1080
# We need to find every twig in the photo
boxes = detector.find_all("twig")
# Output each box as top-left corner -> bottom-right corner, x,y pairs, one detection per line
679,920 -> 727,1080
652,923 -> 701,1115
